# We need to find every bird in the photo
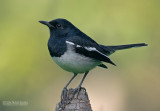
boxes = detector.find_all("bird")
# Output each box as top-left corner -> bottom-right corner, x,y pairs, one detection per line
39,18 -> 147,99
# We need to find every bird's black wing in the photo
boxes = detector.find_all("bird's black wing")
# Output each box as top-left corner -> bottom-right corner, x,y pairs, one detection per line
66,36 -> 116,66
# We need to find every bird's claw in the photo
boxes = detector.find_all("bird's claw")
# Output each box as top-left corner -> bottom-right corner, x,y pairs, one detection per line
61,87 -> 68,103
73,86 -> 86,98
61,86 -> 86,103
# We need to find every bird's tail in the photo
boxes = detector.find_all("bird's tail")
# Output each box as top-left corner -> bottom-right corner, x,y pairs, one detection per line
100,43 -> 148,55
108,43 -> 148,50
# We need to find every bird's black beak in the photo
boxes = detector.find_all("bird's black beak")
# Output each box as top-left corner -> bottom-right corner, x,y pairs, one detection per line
39,21 -> 54,28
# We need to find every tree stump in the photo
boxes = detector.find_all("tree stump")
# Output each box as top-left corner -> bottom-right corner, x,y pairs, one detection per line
55,87 -> 92,111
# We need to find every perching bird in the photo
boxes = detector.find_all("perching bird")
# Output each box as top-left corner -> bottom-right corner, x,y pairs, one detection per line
39,18 -> 147,99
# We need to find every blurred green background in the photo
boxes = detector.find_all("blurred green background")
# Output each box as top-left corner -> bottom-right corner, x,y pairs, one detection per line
0,0 -> 160,111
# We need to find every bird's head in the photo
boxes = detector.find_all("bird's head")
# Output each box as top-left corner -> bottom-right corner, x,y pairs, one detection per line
39,18 -> 75,37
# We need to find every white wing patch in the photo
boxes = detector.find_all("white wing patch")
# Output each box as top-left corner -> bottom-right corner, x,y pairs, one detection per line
66,41 -> 82,48
85,47 -> 109,58
84,47 -> 96,51
76,45 -> 81,47
66,41 -> 75,45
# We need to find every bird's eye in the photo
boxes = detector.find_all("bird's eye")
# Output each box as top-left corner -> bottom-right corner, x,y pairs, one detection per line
56,24 -> 62,29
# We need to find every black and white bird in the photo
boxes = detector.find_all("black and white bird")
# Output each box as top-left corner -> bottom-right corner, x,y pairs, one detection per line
39,18 -> 147,98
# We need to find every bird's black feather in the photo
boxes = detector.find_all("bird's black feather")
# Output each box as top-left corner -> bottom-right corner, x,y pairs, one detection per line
48,37 -> 67,57
98,64 -> 108,69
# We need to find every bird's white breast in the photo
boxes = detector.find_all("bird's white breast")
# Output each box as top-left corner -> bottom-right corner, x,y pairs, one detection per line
52,43 -> 101,73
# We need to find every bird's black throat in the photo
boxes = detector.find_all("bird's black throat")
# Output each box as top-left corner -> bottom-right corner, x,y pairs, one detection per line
48,36 -> 67,57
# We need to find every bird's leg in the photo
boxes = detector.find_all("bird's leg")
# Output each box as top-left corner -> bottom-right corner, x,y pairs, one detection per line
74,72 -> 89,97
61,73 -> 77,101
78,71 -> 89,88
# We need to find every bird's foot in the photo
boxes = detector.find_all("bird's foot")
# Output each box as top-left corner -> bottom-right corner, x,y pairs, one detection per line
73,86 -> 86,98
61,87 -> 68,103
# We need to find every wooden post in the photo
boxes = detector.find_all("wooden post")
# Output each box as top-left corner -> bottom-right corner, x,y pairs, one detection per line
55,88 -> 92,111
